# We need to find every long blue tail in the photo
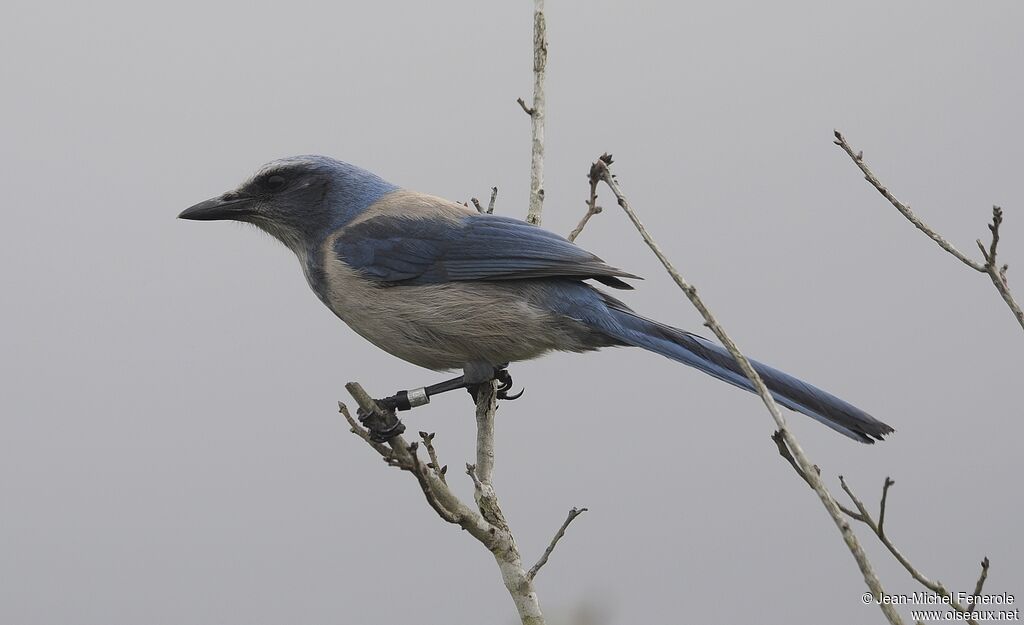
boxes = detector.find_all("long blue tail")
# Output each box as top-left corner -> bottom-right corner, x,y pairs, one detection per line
593,296 -> 894,443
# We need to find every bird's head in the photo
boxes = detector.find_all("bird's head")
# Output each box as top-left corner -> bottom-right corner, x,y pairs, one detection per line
179,155 -> 398,252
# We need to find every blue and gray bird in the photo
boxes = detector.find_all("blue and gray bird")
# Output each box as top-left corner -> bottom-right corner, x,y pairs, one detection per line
180,156 -> 894,443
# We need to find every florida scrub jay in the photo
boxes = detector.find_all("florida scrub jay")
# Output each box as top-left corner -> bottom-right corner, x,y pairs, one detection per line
180,156 -> 893,443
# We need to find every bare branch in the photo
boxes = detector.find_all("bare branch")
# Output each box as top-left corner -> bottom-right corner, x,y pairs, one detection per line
405,441 -> 461,524
516,97 -> 535,116
469,382 -> 545,624
469,383 -> 510,532
838,475 -> 874,525
832,130 -> 985,271
419,430 -> 447,484
838,476 -> 983,624
338,402 -> 390,457
590,156 -> 903,625
979,206 -> 1024,331
471,187 -> 499,215
835,132 -> 1024,332
567,155 -> 608,242
770,430 -> 814,485
474,382 -> 498,485
966,558 -> 991,614
342,382 -> 497,547
978,206 -> 1003,267
488,186 -> 498,214
527,507 -> 588,581
878,477 -> 894,539
524,0 -> 547,226
465,462 -> 483,490
773,432 -> 865,520
344,379 -> 548,624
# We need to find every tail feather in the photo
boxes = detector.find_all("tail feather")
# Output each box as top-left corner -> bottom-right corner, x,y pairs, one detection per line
601,304 -> 894,443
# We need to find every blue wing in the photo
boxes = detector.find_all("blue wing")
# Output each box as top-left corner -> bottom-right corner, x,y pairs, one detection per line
334,212 -> 641,289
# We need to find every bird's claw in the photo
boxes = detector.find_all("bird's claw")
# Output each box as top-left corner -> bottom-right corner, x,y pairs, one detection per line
498,387 -> 525,401
494,369 -> 525,401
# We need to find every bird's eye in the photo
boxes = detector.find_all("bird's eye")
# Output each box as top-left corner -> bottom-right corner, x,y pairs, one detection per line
262,174 -> 287,192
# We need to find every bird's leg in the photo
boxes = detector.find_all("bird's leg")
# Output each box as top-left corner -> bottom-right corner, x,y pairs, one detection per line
360,375 -> 468,440
373,374 -> 468,413
368,367 -> 524,421
360,365 -> 525,439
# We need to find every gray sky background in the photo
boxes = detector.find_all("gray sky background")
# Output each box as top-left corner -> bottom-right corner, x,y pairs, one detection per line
2,1 -> 1022,623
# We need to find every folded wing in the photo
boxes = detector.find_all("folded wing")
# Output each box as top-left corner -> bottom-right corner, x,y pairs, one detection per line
335,211 -> 641,289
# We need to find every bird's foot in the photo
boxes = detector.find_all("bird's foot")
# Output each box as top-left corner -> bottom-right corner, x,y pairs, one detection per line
495,368 -> 525,401
357,400 -> 407,443
467,369 -> 525,402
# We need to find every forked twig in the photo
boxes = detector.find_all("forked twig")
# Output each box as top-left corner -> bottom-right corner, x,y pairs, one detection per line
837,476 -> 986,625
834,131 -> 1023,332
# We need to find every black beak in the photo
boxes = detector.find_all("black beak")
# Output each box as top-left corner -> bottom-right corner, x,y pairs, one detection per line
178,195 -> 256,221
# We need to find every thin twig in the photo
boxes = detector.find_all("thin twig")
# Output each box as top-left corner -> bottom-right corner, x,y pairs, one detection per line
838,476 -> 874,526
590,156 -> 903,625
878,477 -> 894,539
966,558 -> 991,614
523,0 -> 547,226
978,207 -> 1003,267
833,130 -> 984,271
978,206 -> 1024,331
527,507 -> 588,581
405,441 -> 461,524
472,187 -> 499,215
567,155 -> 607,242
345,380 -> 546,624
835,131 -> 1023,332
838,476 -> 982,624
772,431 -> 863,519
419,430 -> 447,484
465,463 -> 483,490
770,430 -> 813,486
517,97 -> 535,116
343,383 -> 497,547
338,402 -> 390,457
